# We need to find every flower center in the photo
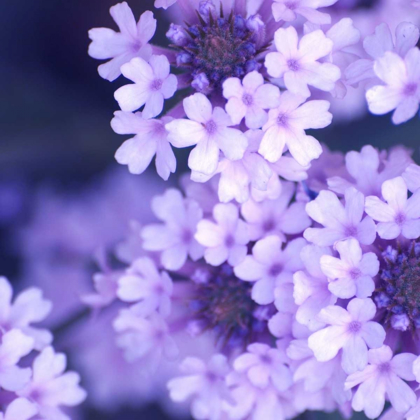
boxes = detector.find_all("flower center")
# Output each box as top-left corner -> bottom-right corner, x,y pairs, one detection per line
277,114 -> 288,127
150,79 -> 163,91
205,119 -> 217,134
348,320 -> 362,333
404,83 -> 418,96
269,263 -> 283,277
171,5 -> 268,92
242,93 -> 254,106
374,242 -> 420,331
287,59 -> 300,72
189,264 -> 273,352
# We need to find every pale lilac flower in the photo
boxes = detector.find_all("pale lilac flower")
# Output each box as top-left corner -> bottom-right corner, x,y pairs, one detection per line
328,145 -> 413,196
308,298 -> 386,374
223,370 -> 294,420
320,238 -> 379,299
365,176 -> 420,240
222,71 -> 281,129
88,4 -> 156,81
114,55 -> 178,118
293,245 -> 337,331
402,164 -> 420,192
234,236 -> 305,305
141,189 -> 204,270
265,26 -> 341,98
0,277 -> 52,350
0,398 -> 38,420
345,346 -> 417,419
113,308 -> 178,367
112,111 -> 176,180
18,346 -> 87,420
241,181 -> 311,241
195,203 -> 249,267
190,129 -> 273,204
166,93 -> 248,175
167,354 -> 230,420
346,22 -> 420,87
289,341 -> 351,405
366,48 -> 420,124
233,343 -> 292,392
259,91 -> 331,165
117,257 -> 173,317
0,329 -> 34,392
272,0 -> 338,25
304,187 -> 376,246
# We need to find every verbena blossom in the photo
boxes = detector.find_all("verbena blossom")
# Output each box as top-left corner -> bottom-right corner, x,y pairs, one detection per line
304,187 -> 376,246
366,48 -> 420,124
320,238 -> 379,299
222,71 -> 281,129
259,91 -> 332,166
195,203 -> 249,267
365,176 -> 420,239
308,298 -> 386,374
265,26 -> 341,98
234,236 -> 305,304
0,276 -> 52,350
114,55 -> 178,118
167,354 -> 230,420
0,398 -> 38,420
344,346 -> 417,419
141,188 -> 204,270
112,111 -> 176,179
88,3 -> 156,81
166,93 -> 248,175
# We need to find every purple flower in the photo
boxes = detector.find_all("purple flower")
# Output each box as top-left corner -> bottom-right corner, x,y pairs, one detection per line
365,176 -> 420,239
241,181 -> 311,241
233,343 -> 292,392
403,163 -> 420,193
320,238 -> 379,299
155,0 -> 178,8
167,354 -> 230,420
222,71 -> 281,129
195,203 -> 249,267
234,236 -> 305,304
141,189 -> 204,270
114,55 -> 178,118
166,93 -> 248,175
0,398 -> 38,420
0,330 -> 34,392
117,257 -> 173,317
272,0 -> 338,25
293,245 -> 337,331
265,26 -> 341,98
17,346 -> 87,419
112,112 -> 176,180
259,91 -> 331,166
366,48 -> 420,124
304,187 -> 376,246
88,3 -> 156,81
308,298 -> 386,373
345,346 -> 417,418
0,277 -> 52,350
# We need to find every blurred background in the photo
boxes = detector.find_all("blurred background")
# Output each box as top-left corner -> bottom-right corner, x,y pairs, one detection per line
1,0 -> 419,419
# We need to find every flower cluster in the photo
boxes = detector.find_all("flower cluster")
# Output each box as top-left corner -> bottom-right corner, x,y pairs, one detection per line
14,0 -> 417,419
0,277 -> 86,419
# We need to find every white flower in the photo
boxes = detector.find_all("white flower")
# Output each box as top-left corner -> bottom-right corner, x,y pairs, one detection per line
166,93 -> 248,175
195,203 -> 249,267
259,91 -> 331,165
112,111 -> 176,180
223,71 -> 281,129
265,26 -> 340,98
114,55 -> 178,119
